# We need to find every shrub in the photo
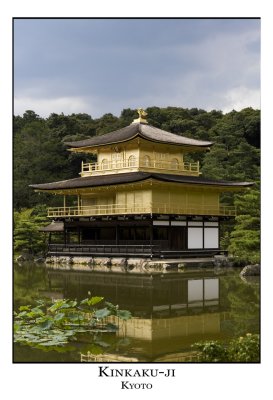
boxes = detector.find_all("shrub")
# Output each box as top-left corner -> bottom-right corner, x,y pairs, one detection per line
193,333 -> 260,362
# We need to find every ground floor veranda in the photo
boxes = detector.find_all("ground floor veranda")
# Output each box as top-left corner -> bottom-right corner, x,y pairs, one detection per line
45,214 -> 229,259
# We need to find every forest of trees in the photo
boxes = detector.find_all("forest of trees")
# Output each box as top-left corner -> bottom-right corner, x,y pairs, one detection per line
13,106 -> 260,263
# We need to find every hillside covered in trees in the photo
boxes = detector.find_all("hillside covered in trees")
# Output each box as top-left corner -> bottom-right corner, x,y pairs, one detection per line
13,106 -> 260,263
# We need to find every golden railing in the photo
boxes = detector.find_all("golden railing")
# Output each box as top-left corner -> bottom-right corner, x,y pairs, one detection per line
81,158 -> 199,176
47,203 -> 236,217
152,203 -> 236,216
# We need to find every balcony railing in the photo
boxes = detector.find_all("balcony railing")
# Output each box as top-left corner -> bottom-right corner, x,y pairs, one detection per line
48,203 -> 236,217
81,158 -> 200,176
48,243 -> 224,259
48,243 -> 162,257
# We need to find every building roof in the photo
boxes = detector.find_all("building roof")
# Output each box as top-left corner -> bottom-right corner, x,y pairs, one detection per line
65,123 -> 213,149
30,172 -> 253,191
39,221 -> 64,232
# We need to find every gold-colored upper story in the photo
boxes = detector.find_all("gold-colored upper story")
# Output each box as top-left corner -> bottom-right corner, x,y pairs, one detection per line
80,137 -> 200,177
68,110 -> 209,177
31,110 -> 253,219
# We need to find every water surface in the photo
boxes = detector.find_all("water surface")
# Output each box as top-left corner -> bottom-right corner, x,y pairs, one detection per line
13,263 -> 260,362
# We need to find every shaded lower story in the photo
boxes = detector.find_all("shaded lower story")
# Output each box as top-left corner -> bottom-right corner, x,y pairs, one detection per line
44,215 -> 229,259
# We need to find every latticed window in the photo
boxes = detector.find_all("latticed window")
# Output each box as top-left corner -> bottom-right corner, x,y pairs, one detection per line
171,158 -> 179,170
143,155 -> 151,167
128,155 -> 137,167
112,152 -> 123,168
101,159 -> 109,170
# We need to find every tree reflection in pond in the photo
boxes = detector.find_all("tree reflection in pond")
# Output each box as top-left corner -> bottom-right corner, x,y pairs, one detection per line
220,275 -> 259,336
13,263 -> 260,362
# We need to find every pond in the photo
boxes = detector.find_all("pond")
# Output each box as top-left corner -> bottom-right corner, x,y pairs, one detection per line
13,263 -> 260,363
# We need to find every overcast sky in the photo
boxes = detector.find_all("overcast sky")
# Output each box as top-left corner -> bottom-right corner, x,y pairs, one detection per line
14,18 -> 260,118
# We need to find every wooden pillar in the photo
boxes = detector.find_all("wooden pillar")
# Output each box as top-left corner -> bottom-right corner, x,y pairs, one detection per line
202,278 -> 205,309
150,218 -> 153,246
218,219 -> 220,249
116,224 -> 119,245
186,219 -> 189,250
168,223 -> 171,250
202,219 -> 205,249
77,195 -> 80,212
63,195 -> 66,213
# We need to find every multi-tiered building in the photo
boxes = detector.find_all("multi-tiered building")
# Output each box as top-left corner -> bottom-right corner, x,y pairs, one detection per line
30,109 -> 252,259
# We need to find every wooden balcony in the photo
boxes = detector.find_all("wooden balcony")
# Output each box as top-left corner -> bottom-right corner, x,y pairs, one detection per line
80,158 -> 200,177
47,203 -> 236,217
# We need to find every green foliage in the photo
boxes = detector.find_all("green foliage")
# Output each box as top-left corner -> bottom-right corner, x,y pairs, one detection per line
228,333 -> 260,362
14,207 -> 48,255
228,187 -> 260,264
194,340 -> 228,362
201,111 -> 260,181
193,333 -> 260,362
13,113 -> 94,209
14,296 -> 132,351
191,269 -> 260,363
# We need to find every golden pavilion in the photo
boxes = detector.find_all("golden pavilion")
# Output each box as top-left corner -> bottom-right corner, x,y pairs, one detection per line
30,109 -> 252,259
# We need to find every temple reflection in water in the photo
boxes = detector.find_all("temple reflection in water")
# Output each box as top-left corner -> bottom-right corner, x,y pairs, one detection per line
45,269 -> 232,361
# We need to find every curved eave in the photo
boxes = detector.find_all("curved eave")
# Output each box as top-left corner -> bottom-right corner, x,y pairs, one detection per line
68,134 -> 213,153
66,132 -> 140,152
29,172 -> 253,194
65,123 -> 213,152
152,175 -> 254,190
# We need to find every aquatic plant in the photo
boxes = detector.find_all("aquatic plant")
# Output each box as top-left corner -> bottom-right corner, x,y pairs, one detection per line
14,296 -> 131,350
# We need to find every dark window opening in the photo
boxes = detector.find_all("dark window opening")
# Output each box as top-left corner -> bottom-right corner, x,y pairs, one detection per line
119,226 -> 150,241
153,227 -> 169,241
119,227 -> 135,241
82,228 -> 99,241
135,227 -> 150,241
99,227 -> 116,240
82,227 -> 116,241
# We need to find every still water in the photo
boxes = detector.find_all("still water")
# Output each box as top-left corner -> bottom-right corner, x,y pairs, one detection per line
13,263 -> 260,362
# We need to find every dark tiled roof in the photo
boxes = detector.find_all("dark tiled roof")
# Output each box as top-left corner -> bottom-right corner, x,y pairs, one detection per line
30,172 -> 253,191
65,123 -> 212,149
30,172 -> 149,190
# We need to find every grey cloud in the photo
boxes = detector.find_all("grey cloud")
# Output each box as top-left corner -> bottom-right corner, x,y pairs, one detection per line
14,18 -> 260,117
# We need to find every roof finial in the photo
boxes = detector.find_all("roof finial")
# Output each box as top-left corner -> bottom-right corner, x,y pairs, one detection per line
131,108 -> 148,124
